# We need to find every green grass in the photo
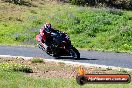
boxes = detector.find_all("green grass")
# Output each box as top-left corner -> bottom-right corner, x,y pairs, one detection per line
0,70 -> 131,88
0,0 -> 132,53
31,58 -> 44,63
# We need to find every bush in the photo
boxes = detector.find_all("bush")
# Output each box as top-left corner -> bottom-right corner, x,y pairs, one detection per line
107,8 -> 124,16
31,58 -> 44,63
0,63 -> 33,73
2,0 -> 32,7
106,0 -> 132,9
68,0 -> 132,10
69,0 -> 86,5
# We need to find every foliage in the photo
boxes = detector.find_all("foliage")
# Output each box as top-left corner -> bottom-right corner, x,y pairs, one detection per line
0,63 -> 33,73
2,0 -> 32,6
68,0 -> 132,9
31,58 -> 44,63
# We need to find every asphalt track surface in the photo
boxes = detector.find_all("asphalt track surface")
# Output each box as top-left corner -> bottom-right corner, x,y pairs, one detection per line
0,45 -> 132,69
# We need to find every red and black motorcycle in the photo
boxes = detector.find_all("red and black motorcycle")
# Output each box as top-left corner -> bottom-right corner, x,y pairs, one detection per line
37,31 -> 80,60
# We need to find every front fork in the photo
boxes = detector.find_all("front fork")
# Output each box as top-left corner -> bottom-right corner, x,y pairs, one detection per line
37,43 -> 46,51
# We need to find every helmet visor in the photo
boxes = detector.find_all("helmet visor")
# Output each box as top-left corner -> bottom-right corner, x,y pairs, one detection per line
45,28 -> 51,33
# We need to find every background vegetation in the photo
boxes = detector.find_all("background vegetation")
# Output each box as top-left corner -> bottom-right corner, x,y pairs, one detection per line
68,0 -> 132,10
0,0 -> 132,53
50,0 -> 132,10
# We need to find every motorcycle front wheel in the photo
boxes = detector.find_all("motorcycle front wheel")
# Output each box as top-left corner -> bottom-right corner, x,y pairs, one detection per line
70,47 -> 80,60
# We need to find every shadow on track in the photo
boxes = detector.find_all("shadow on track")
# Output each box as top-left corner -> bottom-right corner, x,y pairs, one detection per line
55,56 -> 98,60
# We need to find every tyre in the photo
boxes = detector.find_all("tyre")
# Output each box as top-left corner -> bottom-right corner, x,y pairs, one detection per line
70,47 -> 80,60
53,54 -> 60,59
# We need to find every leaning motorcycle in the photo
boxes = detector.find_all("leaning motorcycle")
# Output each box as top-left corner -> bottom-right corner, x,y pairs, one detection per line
36,31 -> 80,60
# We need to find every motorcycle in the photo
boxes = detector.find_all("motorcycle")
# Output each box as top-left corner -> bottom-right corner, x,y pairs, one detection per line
37,31 -> 80,60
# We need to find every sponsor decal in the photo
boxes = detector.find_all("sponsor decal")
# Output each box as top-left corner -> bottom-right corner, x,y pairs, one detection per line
76,66 -> 131,85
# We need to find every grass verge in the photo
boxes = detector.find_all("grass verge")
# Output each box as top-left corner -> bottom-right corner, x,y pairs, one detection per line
0,57 -> 132,88
0,71 -> 132,88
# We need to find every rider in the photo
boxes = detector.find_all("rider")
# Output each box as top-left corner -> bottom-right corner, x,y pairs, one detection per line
36,22 -> 55,53
36,22 -> 70,54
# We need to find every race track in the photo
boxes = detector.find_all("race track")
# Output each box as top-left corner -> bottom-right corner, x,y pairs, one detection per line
0,45 -> 132,69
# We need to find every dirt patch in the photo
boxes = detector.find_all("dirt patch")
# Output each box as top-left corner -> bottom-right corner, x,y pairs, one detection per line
28,70 -> 76,78
27,61 -> 78,79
